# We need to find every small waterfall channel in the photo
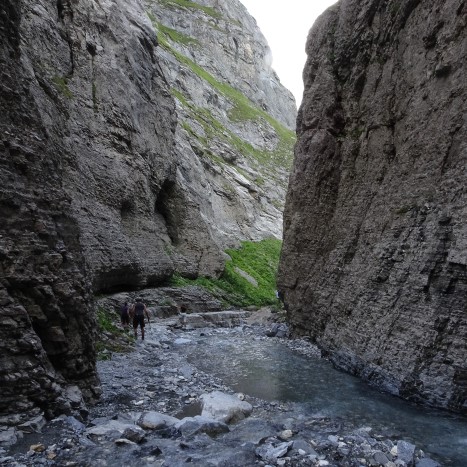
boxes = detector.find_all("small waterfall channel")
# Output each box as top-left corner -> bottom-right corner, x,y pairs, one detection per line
176,330 -> 467,467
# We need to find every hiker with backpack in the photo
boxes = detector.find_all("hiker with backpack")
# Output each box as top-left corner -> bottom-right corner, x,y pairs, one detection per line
120,301 -> 130,329
130,297 -> 150,340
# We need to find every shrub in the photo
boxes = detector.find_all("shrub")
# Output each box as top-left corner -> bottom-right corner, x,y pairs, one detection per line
171,239 -> 283,308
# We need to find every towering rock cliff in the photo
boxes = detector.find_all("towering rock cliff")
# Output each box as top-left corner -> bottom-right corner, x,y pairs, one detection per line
1,0 -> 295,426
146,0 -> 296,278
279,0 -> 467,413
0,0 -> 101,426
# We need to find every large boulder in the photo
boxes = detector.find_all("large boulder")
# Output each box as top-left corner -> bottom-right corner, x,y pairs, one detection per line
200,391 -> 253,423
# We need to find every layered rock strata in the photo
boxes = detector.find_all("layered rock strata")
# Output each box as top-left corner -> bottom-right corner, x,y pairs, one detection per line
0,0 -> 99,425
279,0 -> 467,413
146,0 -> 296,270
1,0 -> 296,425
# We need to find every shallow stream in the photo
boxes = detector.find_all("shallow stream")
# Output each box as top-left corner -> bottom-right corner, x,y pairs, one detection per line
178,331 -> 467,467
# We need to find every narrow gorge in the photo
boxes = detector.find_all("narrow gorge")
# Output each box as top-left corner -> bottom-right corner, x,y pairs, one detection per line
1,0 -> 466,464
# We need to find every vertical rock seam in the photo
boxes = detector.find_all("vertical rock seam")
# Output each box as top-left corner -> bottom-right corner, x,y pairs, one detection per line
0,0 -> 99,425
279,0 -> 466,413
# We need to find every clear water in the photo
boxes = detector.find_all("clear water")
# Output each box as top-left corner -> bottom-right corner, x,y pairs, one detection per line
180,332 -> 467,467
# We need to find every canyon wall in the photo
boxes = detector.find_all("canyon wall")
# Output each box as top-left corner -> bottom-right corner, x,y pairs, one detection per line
279,0 -> 466,413
146,0 -> 296,278
0,0 -> 100,427
0,0 -> 295,427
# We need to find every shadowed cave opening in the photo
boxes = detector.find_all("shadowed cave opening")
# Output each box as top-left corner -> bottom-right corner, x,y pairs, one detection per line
155,179 -> 179,246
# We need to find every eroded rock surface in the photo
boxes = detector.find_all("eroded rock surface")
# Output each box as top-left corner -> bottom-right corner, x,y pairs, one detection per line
278,0 -> 467,413
0,0 -> 99,426
1,0 -> 295,428
147,0 -> 297,267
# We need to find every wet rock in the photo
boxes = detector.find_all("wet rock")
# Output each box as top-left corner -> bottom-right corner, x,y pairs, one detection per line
175,415 -> 229,437
266,323 -> 289,338
0,427 -> 21,447
200,391 -> 253,424
86,420 -> 145,442
256,440 -> 293,462
397,440 -> 416,464
138,412 -> 179,430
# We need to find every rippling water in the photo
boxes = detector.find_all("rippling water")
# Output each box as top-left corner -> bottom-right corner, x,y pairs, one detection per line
179,332 -> 467,467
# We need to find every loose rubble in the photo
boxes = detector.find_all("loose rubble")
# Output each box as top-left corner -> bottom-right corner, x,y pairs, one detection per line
1,314 -> 444,467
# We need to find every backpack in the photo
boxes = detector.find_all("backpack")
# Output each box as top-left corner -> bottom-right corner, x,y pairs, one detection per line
134,302 -> 145,317
120,304 -> 129,317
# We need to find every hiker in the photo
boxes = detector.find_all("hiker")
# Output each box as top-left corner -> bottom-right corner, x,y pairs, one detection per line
130,297 -> 150,340
120,301 -> 130,329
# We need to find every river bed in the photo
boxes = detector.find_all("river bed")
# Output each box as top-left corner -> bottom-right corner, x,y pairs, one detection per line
3,322 -> 466,467
176,329 -> 467,466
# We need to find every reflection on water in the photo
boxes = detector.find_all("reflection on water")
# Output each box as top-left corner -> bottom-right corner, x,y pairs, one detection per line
180,333 -> 467,467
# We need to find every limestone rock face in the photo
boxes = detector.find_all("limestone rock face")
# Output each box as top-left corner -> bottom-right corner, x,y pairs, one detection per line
20,0 -> 179,292
147,0 -> 297,271
278,0 -> 467,413
1,0 -> 295,425
0,0 -> 100,424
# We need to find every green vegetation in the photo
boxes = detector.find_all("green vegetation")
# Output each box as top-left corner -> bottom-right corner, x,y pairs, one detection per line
156,36 -> 295,169
52,75 -> 73,99
147,11 -> 296,173
96,307 -> 135,360
171,239 -> 283,308
157,0 -> 222,19
152,19 -> 200,46
172,87 -> 293,177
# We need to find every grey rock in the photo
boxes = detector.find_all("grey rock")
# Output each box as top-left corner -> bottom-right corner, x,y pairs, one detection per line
256,440 -> 293,461
266,323 -> 289,338
175,415 -> 229,437
86,420 -> 145,442
291,438 -> 318,456
373,450 -> 390,465
174,338 -> 193,346
278,0 -> 467,413
397,440 -> 416,465
200,391 -> 253,423
17,415 -> 46,434
65,416 -> 86,433
147,0 -> 297,267
179,311 -> 251,329
0,428 -> 21,447
138,411 -> 179,430
222,418 -> 276,445
1,0 -> 296,425
122,426 -> 146,443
